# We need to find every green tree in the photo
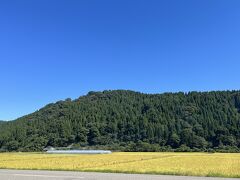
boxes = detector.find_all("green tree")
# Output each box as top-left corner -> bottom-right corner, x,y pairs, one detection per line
168,133 -> 180,148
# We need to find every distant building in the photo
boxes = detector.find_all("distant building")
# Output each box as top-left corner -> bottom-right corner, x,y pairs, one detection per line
46,150 -> 112,154
43,146 -> 55,151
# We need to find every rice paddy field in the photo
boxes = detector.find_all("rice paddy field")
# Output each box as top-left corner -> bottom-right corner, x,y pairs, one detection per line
0,152 -> 239,178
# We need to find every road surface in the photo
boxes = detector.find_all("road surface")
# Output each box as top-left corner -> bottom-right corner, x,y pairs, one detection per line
0,169 -> 238,180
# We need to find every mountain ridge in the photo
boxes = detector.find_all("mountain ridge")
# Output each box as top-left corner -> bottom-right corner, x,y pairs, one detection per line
0,90 -> 240,152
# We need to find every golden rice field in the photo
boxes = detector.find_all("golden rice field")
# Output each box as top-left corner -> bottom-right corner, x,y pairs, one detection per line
0,152 -> 240,178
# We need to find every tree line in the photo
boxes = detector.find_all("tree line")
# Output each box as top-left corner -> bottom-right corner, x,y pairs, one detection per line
0,90 -> 240,152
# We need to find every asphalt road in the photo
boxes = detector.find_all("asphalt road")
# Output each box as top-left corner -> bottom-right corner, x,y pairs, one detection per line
0,169 -> 239,180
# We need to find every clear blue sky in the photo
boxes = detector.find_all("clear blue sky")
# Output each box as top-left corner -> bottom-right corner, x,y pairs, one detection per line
0,0 -> 240,120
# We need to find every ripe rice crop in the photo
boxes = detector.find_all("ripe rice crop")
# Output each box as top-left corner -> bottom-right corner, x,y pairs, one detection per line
0,152 -> 239,178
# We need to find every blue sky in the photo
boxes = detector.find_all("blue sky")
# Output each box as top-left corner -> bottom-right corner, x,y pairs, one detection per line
0,0 -> 240,120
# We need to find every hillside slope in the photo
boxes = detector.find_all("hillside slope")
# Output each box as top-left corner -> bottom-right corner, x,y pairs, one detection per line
0,90 -> 240,152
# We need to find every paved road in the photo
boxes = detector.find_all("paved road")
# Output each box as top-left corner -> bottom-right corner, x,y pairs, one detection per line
0,169 -> 239,180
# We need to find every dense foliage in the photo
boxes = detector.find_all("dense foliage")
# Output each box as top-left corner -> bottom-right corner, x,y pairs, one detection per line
0,90 -> 240,152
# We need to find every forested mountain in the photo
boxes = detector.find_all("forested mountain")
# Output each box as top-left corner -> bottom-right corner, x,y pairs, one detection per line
0,121 -> 5,126
0,90 -> 240,152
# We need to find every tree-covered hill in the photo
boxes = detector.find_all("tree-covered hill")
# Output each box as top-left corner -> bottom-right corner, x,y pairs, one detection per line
0,90 -> 240,152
